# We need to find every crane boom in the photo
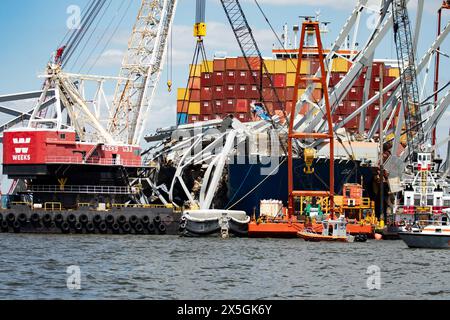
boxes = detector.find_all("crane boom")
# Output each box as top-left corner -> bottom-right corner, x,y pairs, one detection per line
219,0 -> 284,112
109,0 -> 177,145
392,0 -> 424,161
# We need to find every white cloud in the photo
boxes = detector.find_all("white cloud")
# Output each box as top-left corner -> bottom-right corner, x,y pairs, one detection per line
94,49 -> 124,68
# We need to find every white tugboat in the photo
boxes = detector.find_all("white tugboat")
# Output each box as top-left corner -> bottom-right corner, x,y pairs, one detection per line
399,209 -> 450,249
391,149 -> 450,247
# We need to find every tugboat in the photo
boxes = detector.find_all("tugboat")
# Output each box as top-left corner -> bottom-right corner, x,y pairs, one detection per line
399,209 -> 450,249
383,150 -> 450,239
297,216 -> 355,243
179,209 -> 250,238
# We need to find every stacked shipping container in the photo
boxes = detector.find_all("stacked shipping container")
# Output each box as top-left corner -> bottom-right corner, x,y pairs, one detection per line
177,55 -> 399,133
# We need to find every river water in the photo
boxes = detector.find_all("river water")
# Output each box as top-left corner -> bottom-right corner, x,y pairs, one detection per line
0,234 -> 448,300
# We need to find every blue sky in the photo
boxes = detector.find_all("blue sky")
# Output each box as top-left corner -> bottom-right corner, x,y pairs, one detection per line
0,0 -> 448,139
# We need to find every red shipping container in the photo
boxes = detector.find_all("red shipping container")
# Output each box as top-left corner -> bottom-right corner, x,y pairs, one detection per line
224,99 -> 236,113
262,74 -> 271,87
285,87 -> 295,102
214,59 -> 226,71
236,84 -> 248,99
201,87 -> 213,100
330,72 -> 345,86
212,71 -> 224,85
201,101 -> 213,115
273,74 -> 286,88
238,70 -> 252,83
212,100 -> 223,113
275,88 -> 286,101
310,60 -> 320,74
201,72 -> 212,87
262,88 -> 275,101
247,85 -> 260,99
188,114 -> 201,123
212,86 -> 224,100
265,102 -> 274,113
225,70 -> 236,84
190,89 -> 201,102
347,86 -> 363,100
224,84 -> 236,98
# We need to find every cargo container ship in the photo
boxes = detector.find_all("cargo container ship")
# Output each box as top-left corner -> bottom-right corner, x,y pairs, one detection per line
165,27 -> 400,217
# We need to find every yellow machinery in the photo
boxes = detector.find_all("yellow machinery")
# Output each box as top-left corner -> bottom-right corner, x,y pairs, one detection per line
303,148 -> 315,174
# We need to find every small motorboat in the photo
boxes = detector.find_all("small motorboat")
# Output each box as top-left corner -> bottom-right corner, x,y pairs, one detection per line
399,210 -> 450,249
297,216 -> 355,243
180,209 -> 250,238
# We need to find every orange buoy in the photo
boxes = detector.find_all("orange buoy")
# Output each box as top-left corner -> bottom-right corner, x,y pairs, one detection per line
374,233 -> 383,240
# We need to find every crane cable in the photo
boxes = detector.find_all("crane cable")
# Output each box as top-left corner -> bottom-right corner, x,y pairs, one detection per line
85,0 -> 134,73
69,0 -> 113,71
62,0 -> 108,68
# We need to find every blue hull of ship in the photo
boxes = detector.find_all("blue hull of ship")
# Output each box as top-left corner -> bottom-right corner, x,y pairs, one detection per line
227,156 -> 376,216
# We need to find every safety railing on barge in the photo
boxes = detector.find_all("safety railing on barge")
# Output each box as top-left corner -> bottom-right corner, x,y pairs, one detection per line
45,156 -> 143,167
27,185 -> 138,195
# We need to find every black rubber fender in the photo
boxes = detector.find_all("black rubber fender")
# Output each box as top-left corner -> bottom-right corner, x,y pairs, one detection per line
122,222 -> 131,233
74,222 -> 83,234
31,213 -> 40,225
17,213 -> 27,225
67,214 -> 77,226
105,214 -> 115,226
147,223 -> 155,233
1,220 -> 9,232
13,221 -> 21,233
140,215 -> 150,225
43,213 -> 52,226
6,213 -> 15,225
86,222 -> 95,233
93,214 -> 103,226
129,215 -> 138,226
0,213 -> 3,223
111,223 -> 120,234
98,222 -> 108,234
134,223 -> 144,234
54,213 -> 64,226
79,214 -> 89,226
158,223 -> 166,234
118,215 -> 127,225
153,215 -> 161,225
60,222 -> 70,234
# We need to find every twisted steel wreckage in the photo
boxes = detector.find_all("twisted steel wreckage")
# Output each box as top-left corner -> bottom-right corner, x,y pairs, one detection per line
0,0 -> 448,235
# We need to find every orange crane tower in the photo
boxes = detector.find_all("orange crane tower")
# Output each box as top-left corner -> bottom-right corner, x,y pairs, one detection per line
288,19 -> 335,218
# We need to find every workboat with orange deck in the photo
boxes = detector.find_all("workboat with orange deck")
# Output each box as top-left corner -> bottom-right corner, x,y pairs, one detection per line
248,183 -> 376,239
297,216 -> 355,243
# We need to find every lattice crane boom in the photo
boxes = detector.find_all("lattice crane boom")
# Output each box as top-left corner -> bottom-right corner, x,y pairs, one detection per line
109,0 -> 177,145
392,0 -> 424,161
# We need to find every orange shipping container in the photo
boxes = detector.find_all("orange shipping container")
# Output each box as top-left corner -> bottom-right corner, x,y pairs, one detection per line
188,77 -> 201,90
214,59 -> 226,71
236,99 -> 249,113
190,89 -> 201,102
177,100 -> 189,113
226,58 -> 238,70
